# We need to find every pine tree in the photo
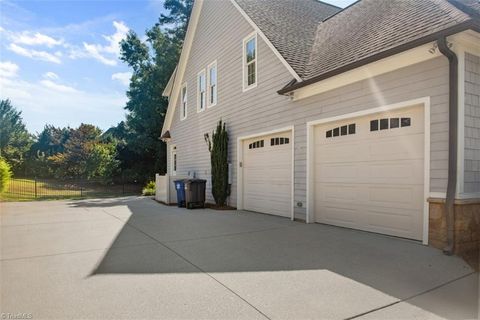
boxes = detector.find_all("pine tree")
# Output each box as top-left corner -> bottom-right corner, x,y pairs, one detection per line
204,120 -> 229,206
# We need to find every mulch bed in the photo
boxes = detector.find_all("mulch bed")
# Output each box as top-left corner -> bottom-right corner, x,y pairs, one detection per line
205,203 -> 236,210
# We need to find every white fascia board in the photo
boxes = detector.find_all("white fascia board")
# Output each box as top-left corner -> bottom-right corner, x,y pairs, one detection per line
450,30 -> 480,56
230,0 -> 302,83
161,0 -> 204,136
162,66 -> 177,97
293,42 -> 442,101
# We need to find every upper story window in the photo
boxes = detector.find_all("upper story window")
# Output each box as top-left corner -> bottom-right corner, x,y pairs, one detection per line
180,83 -> 187,120
207,61 -> 217,107
243,33 -> 257,91
197,70 -> 206,112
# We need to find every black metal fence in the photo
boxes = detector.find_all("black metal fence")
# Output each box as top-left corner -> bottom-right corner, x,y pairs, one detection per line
2,178 -> 144,201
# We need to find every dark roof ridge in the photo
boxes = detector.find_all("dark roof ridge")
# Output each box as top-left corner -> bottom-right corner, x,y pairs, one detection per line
432,0 -> 474,22
321,0 -> 362,22
447,0 -> 480,19
310,0 -> 343,11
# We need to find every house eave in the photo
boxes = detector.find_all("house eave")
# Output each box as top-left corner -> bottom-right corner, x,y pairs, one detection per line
278,21 -> 479,96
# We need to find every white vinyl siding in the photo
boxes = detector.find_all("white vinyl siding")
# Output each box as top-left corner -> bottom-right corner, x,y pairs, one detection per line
243,33 -> 257,91
207,61 -> 217,107
197,70 -> 206,112
180,83 -> 187,120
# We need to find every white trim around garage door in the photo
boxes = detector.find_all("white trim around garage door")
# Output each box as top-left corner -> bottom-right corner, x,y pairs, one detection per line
237,125 -> 295,220
306,97 -> 431,245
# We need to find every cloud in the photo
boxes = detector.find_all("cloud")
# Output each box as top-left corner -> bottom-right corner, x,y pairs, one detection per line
43,71 -> 59,80
0,61 -> 19,78
40,79 -> 78,93
103,21 -> 129,55
8,43 -> 61,64
72,20 -> 129,66
82,43 -> 117,66
14,32 -> 63,47
111,72 -> 132,86
0,75 -> 127,133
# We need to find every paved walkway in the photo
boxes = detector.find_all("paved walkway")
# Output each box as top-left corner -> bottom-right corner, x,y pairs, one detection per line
1,197 -> 477,319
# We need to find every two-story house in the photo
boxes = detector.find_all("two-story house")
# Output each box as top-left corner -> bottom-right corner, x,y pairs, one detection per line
158,0 -> 480,265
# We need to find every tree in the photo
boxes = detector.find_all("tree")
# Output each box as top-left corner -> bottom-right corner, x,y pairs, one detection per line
0,99 -> 33,174
30,125 -> 71,157
204,120 -> 229,206
159,0 -> 194,39
48,124 -> 104,179
85,142 -> 119,180
115,0 -> 193,182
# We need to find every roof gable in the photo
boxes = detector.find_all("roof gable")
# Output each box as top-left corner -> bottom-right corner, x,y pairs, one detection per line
234,0 -> 340,78
236,0 -> 479,91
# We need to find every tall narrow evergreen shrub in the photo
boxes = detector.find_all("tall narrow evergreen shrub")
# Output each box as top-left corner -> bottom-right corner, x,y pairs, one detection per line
204,120 -> 229,206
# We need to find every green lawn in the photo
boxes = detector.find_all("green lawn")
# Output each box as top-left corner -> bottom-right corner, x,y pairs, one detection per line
1,178 -> 141,202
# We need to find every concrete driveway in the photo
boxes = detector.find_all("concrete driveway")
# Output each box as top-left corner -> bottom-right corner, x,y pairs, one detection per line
1,197 -> 478,319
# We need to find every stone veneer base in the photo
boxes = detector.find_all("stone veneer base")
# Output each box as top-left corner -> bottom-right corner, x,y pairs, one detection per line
429,198 -> 480,270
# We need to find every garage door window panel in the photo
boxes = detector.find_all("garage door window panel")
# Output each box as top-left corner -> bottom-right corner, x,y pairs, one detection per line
390,118 -> 399,128
326,124 -> 356,139
401,118 -> 411,127
348,124 -> 356,134
270,137 -> 290,146
249,140 -> 264,149
380,118 -> 389,130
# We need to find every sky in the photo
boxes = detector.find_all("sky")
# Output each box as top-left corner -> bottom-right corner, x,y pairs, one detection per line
0,0 -> 356,134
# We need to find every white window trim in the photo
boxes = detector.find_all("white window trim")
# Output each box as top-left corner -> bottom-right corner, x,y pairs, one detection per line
197,69 -> 206,113
242,32 -> 257,92
207,60 -> 217,108
171,145 -> 177,176
180,82 -> 187,121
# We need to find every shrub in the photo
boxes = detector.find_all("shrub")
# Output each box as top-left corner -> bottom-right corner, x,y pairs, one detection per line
142,180 -> 155,196
0,157 -> 12,193
204,120 -> 229,206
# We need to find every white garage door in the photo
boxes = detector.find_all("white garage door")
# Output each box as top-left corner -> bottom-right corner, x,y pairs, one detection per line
243,131 -> 292,217
313,105 -> 424,240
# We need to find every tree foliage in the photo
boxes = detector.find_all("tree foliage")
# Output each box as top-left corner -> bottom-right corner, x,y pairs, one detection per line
46,124 -> 119,180
114,0 -> 193,181
204,120 -> 229,206
30,125 -> 71,157
0,157 -> 12,193
0,0 -> 194,183
159,0 -> 194,39
0,99 -> 33,174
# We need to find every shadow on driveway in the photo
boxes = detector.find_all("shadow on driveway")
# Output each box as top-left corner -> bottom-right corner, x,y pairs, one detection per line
69,197 -> 478,319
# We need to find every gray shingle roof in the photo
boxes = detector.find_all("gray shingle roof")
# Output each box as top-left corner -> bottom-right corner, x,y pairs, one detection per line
235,0 -> 340,78
234,0 -> 480,91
